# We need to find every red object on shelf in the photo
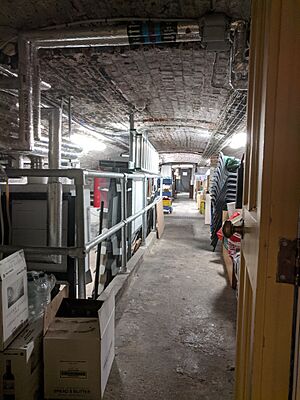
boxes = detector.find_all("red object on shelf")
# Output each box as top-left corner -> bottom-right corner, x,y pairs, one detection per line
94,178 -> 101,208
93,177 -> 108,208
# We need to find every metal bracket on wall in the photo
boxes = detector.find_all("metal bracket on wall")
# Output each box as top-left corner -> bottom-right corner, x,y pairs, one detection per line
276,238 -> 299,285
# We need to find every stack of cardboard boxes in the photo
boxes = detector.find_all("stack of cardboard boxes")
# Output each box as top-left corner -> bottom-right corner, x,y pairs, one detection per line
0,250 -> 115,400
0,250 -> 43,400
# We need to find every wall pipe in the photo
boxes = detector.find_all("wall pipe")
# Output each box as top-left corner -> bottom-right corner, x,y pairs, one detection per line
35,138 -> 81,152
18,38 -> 34,151
32,47 -> 41,140
84,170 -> 160,180
47,108 -> 63,264
38,129 -> 83,153
135,133 -> 142,169
18,21 -> 201,151
39,136 -> 81,149
31,146 -> 79,160
75,182 -> 86,298
41,18 -> 201,31
129,113 -> 136,170
24,22 -> 200,45
48,108 -> 62,170
4,168 -> 160,181
0,65 -> 51,90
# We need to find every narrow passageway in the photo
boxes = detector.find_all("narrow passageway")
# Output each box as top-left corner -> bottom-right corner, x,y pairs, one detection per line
104,195 -> 236,400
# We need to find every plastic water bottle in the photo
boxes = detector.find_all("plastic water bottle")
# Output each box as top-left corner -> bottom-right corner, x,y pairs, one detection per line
27,271 -> 56,321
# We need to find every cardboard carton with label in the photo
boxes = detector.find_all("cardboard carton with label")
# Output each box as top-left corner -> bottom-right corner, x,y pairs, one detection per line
0,250 -> 29,351
0,317 -> 43,400
44,292 -> 115,400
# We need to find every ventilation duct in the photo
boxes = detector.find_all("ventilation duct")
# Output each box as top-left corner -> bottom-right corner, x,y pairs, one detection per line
201,13 -> 230,51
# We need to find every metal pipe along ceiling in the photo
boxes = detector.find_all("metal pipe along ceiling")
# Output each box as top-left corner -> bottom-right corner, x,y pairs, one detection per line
129,113 -> 136,170
47,108 -> 63,263
18,21 -> 201,151
48,108 -> 62,170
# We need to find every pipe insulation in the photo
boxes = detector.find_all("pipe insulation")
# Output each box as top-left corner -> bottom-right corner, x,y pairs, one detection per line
135,133 -> 142,169
33,143 -> 79,160
38,135 -> 82,152
0,65 -> 51,90
129,113 -> 136,170
32,47 -> 41,141
23,22 -> 200,48
47,108 -> 63,263
48,108 -> 62,170
18,38 -> 34,151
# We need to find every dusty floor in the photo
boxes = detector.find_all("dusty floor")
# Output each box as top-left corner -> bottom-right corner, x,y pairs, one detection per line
104,194 -> 236,400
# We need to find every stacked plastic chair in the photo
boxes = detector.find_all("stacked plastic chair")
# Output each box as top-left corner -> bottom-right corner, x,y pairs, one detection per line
210,153 -> 240,250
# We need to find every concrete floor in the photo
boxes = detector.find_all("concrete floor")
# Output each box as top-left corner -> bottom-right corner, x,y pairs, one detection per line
104,194 -> 236,400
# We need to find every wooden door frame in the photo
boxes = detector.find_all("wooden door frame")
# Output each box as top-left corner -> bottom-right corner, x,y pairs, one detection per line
235,0 -> 300,398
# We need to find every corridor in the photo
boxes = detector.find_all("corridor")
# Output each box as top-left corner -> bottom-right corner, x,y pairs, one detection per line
104,195 -> 236,400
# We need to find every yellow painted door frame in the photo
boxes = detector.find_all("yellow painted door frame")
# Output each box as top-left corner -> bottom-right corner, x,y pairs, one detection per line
235,0 -> 300,399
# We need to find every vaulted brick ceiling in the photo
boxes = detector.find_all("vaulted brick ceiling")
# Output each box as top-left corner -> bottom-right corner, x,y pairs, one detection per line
0,0 -> 250,165
39,45 -> 231,154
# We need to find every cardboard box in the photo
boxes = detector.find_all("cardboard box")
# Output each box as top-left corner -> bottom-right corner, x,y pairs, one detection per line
0,317 -> 43,400
222,245 -> 237,289
44,294 -> 115,399
0,250 -> 29,350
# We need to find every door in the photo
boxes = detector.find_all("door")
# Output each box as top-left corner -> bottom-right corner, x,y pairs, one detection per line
235,0 -> 300,399
179,168 -> 191,192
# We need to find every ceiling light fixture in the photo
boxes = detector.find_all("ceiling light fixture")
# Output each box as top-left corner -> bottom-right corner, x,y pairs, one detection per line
228,131 -> 247,149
